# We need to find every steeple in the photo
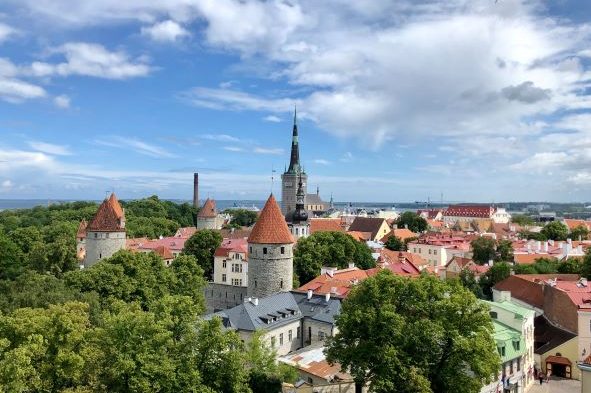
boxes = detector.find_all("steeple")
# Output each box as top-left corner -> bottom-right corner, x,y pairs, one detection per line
292,173 -> 308,223
287,106 -> 300,174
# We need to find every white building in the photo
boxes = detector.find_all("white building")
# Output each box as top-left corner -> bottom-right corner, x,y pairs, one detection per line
212,238 -> 249,287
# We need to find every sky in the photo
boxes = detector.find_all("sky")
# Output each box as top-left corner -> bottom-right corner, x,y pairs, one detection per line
1,0 -> 591,203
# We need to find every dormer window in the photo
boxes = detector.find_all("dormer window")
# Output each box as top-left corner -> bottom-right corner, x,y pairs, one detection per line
489,311 -> 498,319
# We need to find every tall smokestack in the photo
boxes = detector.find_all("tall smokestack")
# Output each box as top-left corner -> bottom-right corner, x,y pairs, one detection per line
193,173 -> 199,208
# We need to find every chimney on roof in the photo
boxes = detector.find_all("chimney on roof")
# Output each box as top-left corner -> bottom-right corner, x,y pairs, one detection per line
488,259 -> 494,267
321,266 -> 337,277
193,173 -> 199,208
246,297 -> 252,303
330,286 -> 337,294
307,289 -> 313,300
543,241 -> 549,252
348,262 -> 355,269
252,297 -> 259,306
580,278 -> 588,287
325,293 -> 331,302
536,241 -> 541,252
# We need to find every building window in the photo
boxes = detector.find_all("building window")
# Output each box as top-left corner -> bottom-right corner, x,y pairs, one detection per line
490,311 -> 498,319
232,263 -> 242,273
509,361 -> 513,375
94,233 -> 98,238
271,336 -> 276,348
280,279 -> 283,289
222,261 -> 227,268
263,247 -> 267,254
222,274 -> 227,283
249,246 -> 252,253
434,250 -> 437,255
517,359 -> 520,372
281,246 -> 285,254
255,280 -> 257,288
279,333 -> 284,346
318,331 -> 326,341
289,330 -> 293,342
297,327 -> 301,338
428,249 -> 432,255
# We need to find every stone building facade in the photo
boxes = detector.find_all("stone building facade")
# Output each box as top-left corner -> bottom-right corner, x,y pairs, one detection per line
83,193 -> 126,268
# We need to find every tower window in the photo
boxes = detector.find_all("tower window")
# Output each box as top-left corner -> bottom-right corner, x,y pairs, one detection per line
255,280 -> 257,288
281,246 -> 285,254
280,279 -> 284,288
263,247 -> 268,254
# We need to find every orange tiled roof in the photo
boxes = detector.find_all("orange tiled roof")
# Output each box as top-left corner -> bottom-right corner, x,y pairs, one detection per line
347,231 -> 372,241
247,194 -> 294,244
198,198 -> 217,218
380,228 -> 417,242
154,245 -> 174,260
77,219 -> 88,238
175,227 -> 197,238
310,218 -> 344,233
87,193 -> 125,232
514,253 -> 557,265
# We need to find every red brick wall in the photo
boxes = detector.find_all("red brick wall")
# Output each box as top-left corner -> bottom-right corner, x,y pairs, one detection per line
543,285 -> 578,334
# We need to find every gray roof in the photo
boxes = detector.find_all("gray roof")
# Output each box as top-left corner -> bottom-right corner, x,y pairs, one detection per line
210,291 -> 341,332
306,193 -> 326,206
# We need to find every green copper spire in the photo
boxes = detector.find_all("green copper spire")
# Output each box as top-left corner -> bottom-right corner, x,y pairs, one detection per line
287,106 -> 300,173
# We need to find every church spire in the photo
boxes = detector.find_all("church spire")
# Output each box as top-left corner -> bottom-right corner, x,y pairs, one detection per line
287,106 -> 300,174
292,172 -> 308,223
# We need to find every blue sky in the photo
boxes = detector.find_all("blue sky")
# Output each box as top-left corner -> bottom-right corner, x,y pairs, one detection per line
1,0 -> 591,202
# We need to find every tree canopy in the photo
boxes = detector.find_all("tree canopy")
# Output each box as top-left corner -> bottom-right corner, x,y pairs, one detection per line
384,235 -> 404,251
223,209 -> 258,227
182,230 -> 223,280
470,237 -> 497,265
540,221 -> 569,241
326,271 -> 500,393
571,225 -> 590,241
294,231 -> 375,285
396,212 -> 428,233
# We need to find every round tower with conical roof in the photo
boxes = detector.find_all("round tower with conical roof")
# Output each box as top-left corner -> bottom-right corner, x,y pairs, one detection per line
197,198 -> 220,229
84,193 -> 126,268
247,194 -> 295,299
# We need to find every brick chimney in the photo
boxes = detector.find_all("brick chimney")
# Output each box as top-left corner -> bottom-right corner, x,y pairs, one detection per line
193,173 -> 199,208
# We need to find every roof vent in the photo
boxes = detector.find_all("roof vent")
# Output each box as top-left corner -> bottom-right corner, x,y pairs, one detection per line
252,297 -> 259,306
325,293 -> 331,302
307,289 -> 313,300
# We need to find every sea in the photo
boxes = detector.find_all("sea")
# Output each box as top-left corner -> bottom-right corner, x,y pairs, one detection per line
0,199 -> 421,212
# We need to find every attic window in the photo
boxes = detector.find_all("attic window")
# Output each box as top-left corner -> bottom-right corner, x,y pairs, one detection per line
489,311 -> 498,319
512,341 -> 520,351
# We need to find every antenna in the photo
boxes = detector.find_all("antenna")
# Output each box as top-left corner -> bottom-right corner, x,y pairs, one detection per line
270,166 -> 277,194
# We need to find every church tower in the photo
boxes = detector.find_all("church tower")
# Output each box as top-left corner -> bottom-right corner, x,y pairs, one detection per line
247,194 -> 295,299
281,108 -> 307,219
289,174 -> 310,239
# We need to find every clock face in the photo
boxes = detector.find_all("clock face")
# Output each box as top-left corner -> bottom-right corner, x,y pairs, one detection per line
284,182 -> 293,187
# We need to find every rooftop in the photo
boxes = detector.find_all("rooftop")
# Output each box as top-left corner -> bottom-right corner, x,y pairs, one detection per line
87,192 -> 125,232
247,194 -> 294,244
198,198 -> 217,218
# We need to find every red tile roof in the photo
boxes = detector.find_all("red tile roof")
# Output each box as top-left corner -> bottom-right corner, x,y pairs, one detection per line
77,219 -> 88,238
154,245 -> 174,260
198,198 -> 217,218
417,209 -> 443,219
379,249 -> 427,267
514,253 -> 557,265
564,219 -> 591,231
87,193 -> 125,232
380,228 -> 417,242
133,237 -> 187,252
247,194 -> 294,244
493,274 -> 579,309
445,205 -> 494,218
310,218 -> 344,233
214,238 -> 249,260
347,231 -> 372,241
175,227 -> 197,238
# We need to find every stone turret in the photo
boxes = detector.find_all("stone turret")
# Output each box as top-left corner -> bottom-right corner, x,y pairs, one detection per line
197,198 -> 221,230
247,194 -> 295,299
83,193 -> 126,268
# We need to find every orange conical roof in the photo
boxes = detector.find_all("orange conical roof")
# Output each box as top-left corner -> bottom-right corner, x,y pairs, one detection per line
87,192 -> 125,232
248,194 -> 294,244
77,219 -> 88,238
198,198 -> 217,218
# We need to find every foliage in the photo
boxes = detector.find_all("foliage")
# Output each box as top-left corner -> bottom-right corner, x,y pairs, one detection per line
384,235 -> 404,251
540,221 -> 569,241
182,230 -> 223,280
511,215 -> 534,226
580,249 -> 591,279
224,209 -> 258,227
326,272 -> 500,393
496,240 -> 514,262
571,225 -> 590,241
479,262 -> 511,299
458,269 -> 484,299
519,231 -> 547,241
559,258 -> 583,274
126,216 -> 180,239
396,212 -> 428,233
294,231 -> 376,285
0,233 -> 24,280
470,237 -> 497,265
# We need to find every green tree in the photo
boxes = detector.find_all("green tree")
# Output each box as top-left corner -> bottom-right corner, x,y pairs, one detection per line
169,255 -> 207,314
384,236 -> 404,251
558,258 -> 583,274
479,262 -> 511,299
326,272 -> 500,393
0,233 -> 24,280
519,231 -> 547,241
571,225 -> 590,241
511,215 -> 534,226
182,230 -> 223,280
458,269 -> 484,299
470,237 -> 496,265
8,226 -> 42,254
496,240 -> 514,262
540,221 -> 569,241
294,231 -> 375,285
396,212 -> 428,233
225,209 -> 258,227
582,249 -> 591,279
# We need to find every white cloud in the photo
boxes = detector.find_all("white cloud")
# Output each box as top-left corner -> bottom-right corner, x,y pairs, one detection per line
53,94 -> 70,108
263,115 -> 282,123
95,137 -> 176,158
200,134 -> 241,142
28,141 -> 72,156
313,159 -> 330,165
223,146 -> 244,152
253,147 -> 283,155
0,23 -> 16,43
0,78 -> 46,103
29,43 -> 152,80
1,180 -> 13,188
141,20 -> 190,42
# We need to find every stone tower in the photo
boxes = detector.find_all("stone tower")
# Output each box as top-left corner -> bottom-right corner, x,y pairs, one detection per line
84,193 -> 126,268
289,174 -> 310,240
247,194 -> 295,299
197,198 -> 220,230
281,108 -> 307,219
